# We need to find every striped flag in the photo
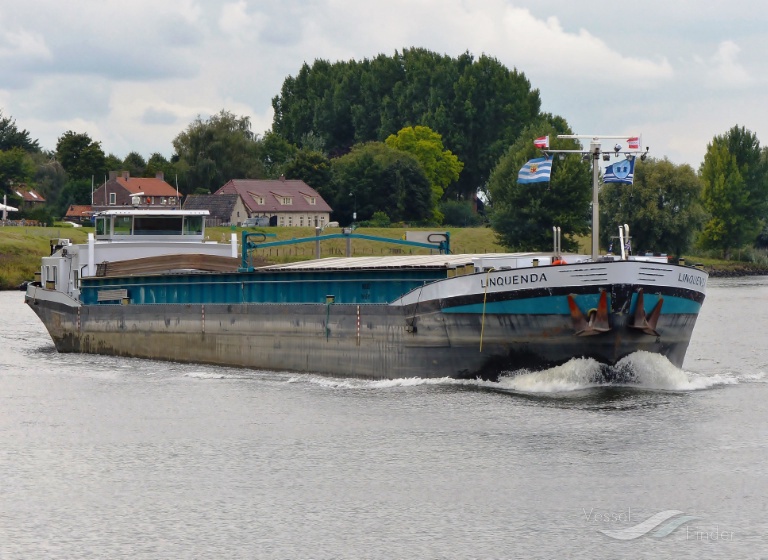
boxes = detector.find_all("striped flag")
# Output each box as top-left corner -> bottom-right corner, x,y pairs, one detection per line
627,136 -> 640,150
603,158 -> 635,184
533,136 -> 549,149
517,157 -> 552,184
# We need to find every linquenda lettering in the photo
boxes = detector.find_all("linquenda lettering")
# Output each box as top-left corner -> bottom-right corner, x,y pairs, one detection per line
480,273 -> 547,288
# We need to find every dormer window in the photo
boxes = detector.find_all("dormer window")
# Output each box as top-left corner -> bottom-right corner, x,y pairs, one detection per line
282,197 -> 292,205
256,196 -> 265,205
309,197 -> 316,205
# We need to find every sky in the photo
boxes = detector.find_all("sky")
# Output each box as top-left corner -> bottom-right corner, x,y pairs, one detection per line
1,0 -> 765,170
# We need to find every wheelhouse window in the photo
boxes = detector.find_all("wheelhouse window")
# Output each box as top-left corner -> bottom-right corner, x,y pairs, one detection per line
183,215 -> 204,235
95,217 -> 107,236
134,216 -> 183,235
114,216 -> 132,235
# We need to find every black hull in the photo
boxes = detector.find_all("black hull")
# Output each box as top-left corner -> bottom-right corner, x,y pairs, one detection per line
26,293 -> 700,380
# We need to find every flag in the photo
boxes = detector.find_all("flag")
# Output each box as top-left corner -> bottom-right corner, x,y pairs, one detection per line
603,157 -> 635,184
533,136 -> 549,149
517,157 -> 552,184
627,136 -> 640,150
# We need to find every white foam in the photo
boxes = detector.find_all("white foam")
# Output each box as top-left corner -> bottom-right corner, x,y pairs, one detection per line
496,358 -> 603,394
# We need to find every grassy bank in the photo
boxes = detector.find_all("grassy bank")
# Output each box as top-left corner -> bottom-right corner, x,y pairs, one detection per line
1,223 -> 763,290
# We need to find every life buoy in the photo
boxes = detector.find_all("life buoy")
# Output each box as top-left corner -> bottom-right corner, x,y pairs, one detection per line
552,258 -> 565,265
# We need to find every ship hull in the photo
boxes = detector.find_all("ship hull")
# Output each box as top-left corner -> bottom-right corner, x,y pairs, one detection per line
25,261 -> 706,380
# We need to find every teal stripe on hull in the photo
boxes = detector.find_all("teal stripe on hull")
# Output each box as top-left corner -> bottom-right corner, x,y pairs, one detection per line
442,293 -> 702,315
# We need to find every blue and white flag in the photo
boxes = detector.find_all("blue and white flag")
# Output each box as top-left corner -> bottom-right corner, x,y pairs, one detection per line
603,157 -> 635,184
517,157 -> 552,184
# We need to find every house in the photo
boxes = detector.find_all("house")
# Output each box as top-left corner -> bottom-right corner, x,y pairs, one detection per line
182,194 -> 247,226
213,176 -> 332,228
13,186 -> 46,209
92,171 -> 181,212
64,204 -> 93,224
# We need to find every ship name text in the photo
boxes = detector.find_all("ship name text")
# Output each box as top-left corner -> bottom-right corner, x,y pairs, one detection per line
481,272 -> 548,289
677,272 -> 706,288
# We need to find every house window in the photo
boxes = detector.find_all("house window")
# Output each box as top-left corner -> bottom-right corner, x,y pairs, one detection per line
309,197 -> 316,205
109,192 -> 116,205
279,216 -> 285,226
288,216 -> 293,226
161,197 -> 167,205
257,196 -> 265,205
300,216 -> 304,227
282,197 -> 292,205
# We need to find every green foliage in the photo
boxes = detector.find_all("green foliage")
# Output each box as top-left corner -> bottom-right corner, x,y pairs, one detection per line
368,211 -> 391,227
56,178 -> 93,217
55,131 -> 106,180
439,199 -> 483,227
172,110 -> 265,194
145,153 -> 176,182
122,151 -> 147,177
699,126 -> 767,258
385,125 -> 463,222
489,122 -> 591,251
330,142 -> 432,225
272,48 -> 542,200
0,110 -> 40,152
283,150 -> 333,202
0,148 -> 36,193
600,158 -> 705,256
260,131 -> 298,178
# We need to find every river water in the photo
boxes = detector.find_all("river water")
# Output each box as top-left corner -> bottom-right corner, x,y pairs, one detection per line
1,279 -> 766,559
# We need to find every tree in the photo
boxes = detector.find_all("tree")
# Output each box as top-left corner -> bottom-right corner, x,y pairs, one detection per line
272,49 -> 543,200
122,151 -> 147,177
330,142 -> 432,225
55,131 -> 106,180
489,124 -> 591,251
0,148 -> 35,194
172,110 -> 265,194
385,125 -> 463,222
56,178 -> 93,217
283,150 -> 333,202
260,131 -> 298,178
0,110 -> 40,152
600,158 -> 705,257
699,126 -> 768,258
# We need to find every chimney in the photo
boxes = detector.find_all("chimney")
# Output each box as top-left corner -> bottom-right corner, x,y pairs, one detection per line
279,174 -> 286,181
122,171 -> 130,180
155,171 -> 164,181
109,171 -> 117,181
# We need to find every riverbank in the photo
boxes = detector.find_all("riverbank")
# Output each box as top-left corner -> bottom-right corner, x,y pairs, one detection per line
1,224 -> 765,290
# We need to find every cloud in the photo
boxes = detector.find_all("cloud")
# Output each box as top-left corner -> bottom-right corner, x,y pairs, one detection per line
704,40 -> 752,89
142,108 -> 181,126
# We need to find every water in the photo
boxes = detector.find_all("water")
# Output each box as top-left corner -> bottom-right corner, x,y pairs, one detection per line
1,279 -> 767,559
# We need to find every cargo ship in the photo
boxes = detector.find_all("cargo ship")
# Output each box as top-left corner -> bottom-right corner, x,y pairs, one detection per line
24,206 -> 707,380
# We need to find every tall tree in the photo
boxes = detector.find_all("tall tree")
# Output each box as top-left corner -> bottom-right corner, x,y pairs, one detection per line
272,49 -> 542,200
0,110 -> 40,152
600,158 -> 705,257
489,123 -> 591,252
55,131 -> 106,180
331,142 -> 432,225
699,126 -> 768,258
172,110 -> 264,194
122,151 -> 147,177
385,125 -> 463,222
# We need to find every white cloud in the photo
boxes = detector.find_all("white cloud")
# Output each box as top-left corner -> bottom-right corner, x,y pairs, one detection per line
705,40 -> 752,89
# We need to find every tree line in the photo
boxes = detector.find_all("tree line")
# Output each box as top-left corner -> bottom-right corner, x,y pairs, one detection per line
2,48 -> 768,260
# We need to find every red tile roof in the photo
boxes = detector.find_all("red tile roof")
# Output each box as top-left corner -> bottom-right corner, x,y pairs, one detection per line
116,176 -> 180,197
215,178 -> 332,214
65,205 -> 93,218
14,188 -> 46,202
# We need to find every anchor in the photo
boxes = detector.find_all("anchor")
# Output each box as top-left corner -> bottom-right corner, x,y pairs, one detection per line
568,290 -> 611,336
629,288 -> 663,336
